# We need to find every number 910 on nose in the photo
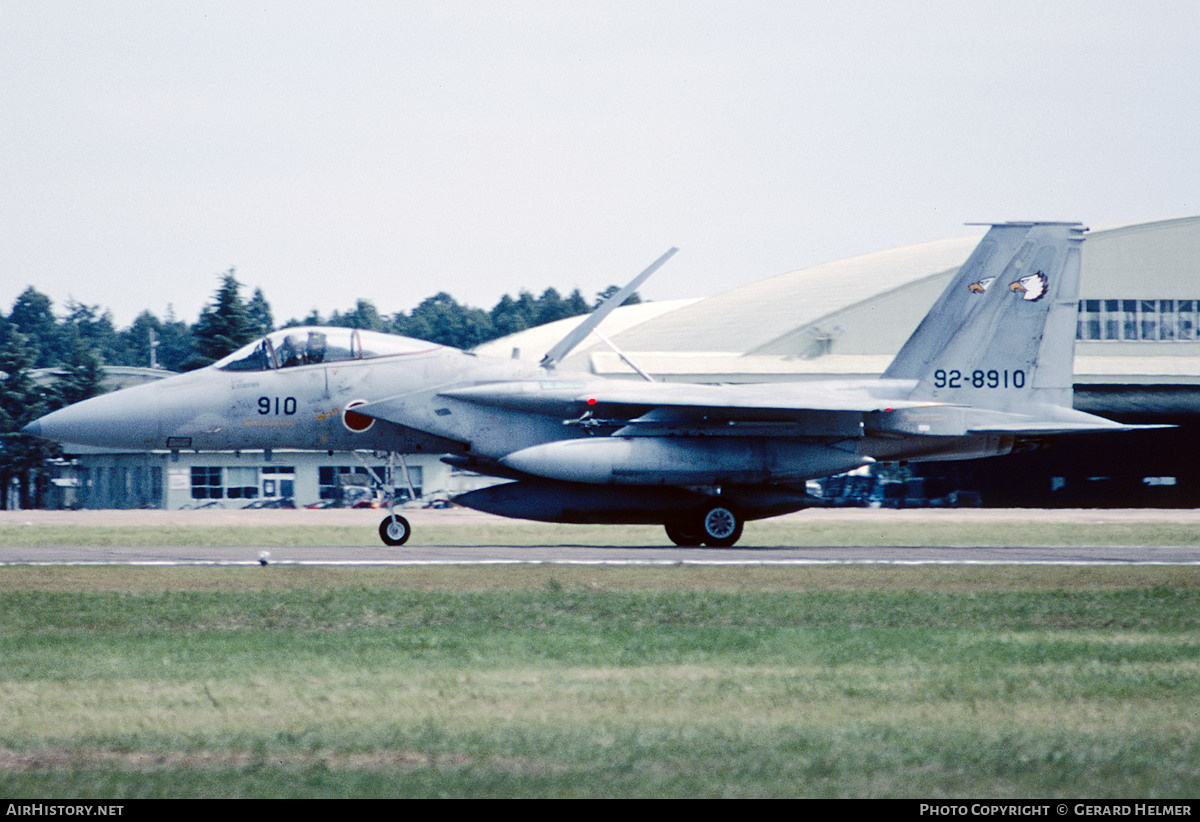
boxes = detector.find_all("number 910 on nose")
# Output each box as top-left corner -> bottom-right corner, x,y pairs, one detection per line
258,396 -> 298,415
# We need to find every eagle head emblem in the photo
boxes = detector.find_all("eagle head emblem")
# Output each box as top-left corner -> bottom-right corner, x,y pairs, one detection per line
968,277 -> 995,294
1009,272 -> 1048,301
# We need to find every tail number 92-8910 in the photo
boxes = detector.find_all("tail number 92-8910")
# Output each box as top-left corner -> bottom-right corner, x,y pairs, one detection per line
933,369 -> 1026,389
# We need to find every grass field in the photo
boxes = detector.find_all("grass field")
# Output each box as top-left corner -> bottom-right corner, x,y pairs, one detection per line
1,528 -> 1198,798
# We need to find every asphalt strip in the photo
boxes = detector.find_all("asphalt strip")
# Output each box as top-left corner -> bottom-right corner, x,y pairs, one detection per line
4,558 -> 1198,567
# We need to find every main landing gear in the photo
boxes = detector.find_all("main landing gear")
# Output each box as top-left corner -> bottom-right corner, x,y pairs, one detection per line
664,502 -> 744,548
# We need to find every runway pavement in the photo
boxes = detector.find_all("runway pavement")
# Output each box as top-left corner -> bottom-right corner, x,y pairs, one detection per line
2,544 -> 1197,566
1,507 -> 1198,566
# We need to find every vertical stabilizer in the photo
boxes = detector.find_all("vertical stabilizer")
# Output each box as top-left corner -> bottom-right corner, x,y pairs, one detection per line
884,222 -> 1086,412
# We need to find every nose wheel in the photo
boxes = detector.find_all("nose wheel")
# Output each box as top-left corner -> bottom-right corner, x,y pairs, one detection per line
379,514 -> 411,546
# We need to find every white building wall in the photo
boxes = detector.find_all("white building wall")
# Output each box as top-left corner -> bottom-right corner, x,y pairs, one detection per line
66,449 -> 463,510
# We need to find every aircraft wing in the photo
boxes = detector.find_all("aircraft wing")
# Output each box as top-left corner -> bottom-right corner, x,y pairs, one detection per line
427,381 -> 1175,440
438,379 -> 936,418
350,379 -> 939,445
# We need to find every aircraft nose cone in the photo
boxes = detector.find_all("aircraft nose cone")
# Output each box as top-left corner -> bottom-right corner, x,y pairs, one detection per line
21,404 -> 93,446
21,384 -> 163,450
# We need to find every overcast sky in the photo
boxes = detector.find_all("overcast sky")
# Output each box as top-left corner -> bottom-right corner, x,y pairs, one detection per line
3,1 -> 1197,328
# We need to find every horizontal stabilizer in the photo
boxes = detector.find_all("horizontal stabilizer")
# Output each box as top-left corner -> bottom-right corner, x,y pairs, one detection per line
967,422 -> 1174,436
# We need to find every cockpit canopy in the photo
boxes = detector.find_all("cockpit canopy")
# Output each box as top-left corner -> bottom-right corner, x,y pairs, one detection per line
214,327 -> 438,372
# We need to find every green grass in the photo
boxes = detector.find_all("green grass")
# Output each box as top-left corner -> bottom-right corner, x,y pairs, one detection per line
0,565 -> 1197,798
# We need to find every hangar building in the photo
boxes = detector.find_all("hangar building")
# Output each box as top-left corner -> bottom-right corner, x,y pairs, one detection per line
479,216 -> 1200,507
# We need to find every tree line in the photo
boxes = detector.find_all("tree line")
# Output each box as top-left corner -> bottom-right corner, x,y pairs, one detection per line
0,271 -> 638,507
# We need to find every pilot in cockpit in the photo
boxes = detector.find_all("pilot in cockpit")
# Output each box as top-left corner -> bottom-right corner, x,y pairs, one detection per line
278,334 -> 303,368
303,331 -> 327,365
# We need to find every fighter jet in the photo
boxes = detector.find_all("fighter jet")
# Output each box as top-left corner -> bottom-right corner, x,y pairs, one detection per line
24,222 -> 1156,547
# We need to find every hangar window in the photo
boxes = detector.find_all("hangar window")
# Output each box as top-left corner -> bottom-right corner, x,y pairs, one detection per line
1180,301 -> 1196,340
190,466 -> 223,499
1077,300 -> 1200,342
225,466 -> 259,500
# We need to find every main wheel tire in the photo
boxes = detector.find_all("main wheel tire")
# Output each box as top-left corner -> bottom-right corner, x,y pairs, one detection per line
379,514 -> 411,546
698,503 -> 743,548
665,519 -> 703,547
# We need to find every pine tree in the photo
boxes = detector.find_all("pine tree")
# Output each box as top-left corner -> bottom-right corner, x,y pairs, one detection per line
401,293 -> 492,348
185,270 -> 257,370
246,287 -> 275,336
63,300 -> 119,365
157,306 -> 195,372
8,287 -> 61,368
51,334 -> 105,408
563,288 -> 590,317
0,321 -> 58,508
330,299 -> 389,332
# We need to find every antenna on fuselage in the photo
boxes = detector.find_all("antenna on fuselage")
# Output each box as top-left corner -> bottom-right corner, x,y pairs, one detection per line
539,247 -> 678,370
590,328 -> 655,382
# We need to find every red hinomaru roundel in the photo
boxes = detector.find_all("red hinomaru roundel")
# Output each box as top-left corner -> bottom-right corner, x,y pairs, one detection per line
342,400 -> 375,433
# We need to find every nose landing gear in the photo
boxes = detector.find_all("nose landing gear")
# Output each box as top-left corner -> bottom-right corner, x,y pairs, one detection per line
379,513 -> 411,546
376,451 -> 416,546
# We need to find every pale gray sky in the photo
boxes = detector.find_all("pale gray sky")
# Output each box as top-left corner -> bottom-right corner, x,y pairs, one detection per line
3,1 -> 1197,327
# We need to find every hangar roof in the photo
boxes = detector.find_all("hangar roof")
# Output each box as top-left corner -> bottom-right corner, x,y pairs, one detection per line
476,216 -> 1200,384
609,235 -> 979,354
474,235 -> 979,364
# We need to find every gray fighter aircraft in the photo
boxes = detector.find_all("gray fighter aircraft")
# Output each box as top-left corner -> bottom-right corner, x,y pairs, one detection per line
24,222 -> 1155,546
